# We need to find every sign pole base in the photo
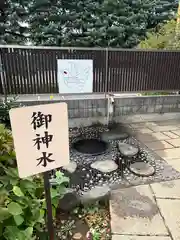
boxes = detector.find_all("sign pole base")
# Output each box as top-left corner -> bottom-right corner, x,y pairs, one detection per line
43,171 -> 55,240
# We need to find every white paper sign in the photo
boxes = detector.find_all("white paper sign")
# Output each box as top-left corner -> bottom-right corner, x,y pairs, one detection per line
9,103 -> 69,178
57,59 -> 93,93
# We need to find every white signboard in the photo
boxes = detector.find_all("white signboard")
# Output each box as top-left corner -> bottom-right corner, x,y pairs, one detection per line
9,103 -> 69,178
57,59 -> 93,94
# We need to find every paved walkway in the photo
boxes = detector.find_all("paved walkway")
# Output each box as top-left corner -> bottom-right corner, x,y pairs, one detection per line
130,119 -> 180,172
110,120 -> 180,240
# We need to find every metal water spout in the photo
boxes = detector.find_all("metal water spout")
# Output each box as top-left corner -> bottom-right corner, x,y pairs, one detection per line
107,93 -> 115,127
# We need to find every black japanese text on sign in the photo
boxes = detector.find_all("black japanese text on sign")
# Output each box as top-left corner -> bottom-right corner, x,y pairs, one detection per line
31,111 -> 55,167
9,102 -> 69,178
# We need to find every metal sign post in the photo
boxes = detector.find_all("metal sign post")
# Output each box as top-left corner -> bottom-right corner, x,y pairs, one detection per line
43,171 -> 55,240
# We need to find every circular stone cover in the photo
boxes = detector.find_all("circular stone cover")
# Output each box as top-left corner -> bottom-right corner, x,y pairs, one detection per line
128,162 -> 155,177
118,142 -> 139,157
72,138 -> 110,156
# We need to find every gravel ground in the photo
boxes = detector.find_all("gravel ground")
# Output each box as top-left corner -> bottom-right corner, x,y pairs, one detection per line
58,125 -> 180,195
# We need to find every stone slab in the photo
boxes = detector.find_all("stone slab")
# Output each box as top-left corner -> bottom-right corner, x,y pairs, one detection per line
135,128 -> 153,134
162,131 -> 179,139
112,236 -> 171,240
155,148 -> 180,160
80,186 -> 110,204
136,132 -> 170,143
110,185 -> 168,235
155,120 -> 180,126
130,122 -> 157,129
130,123 -> 147,129
148,125 -> 179,132
164,159 -> 180,172
166,138 -> 180,148
129,162 -> 155,177
156,198 -> 180,240
172,130 -> 180,137
62,162 -> 77,173
118,142 -> 139,157
100,130 -> 129,141
145,140 -> 173,151
151,179 -> 180,199
91,160 -> 118,173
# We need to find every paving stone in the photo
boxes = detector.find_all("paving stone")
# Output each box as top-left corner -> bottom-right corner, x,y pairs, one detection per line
130,122 -> 157,129
110,185 -> 168,235
135,128 -> 153,134
148,125 -> 179,132
118,142 -> 139,157
164,159 -> 180,172
150,132 -> 171,141
155,120 -> 180,126
130,123 -> 147,129
112,236 -> 171,240
145,140 -> 173,151
91,160 -> 118,173
172,130 -> 180,137
62,162 -> 77,173
129,162 -> 155,177
166,138 -> 180,148
100,131 -> 129,141
162,131 -> 179,139
156,198 -> 180,240
80,186 -> 110,204
151,179 -> 180,199
135,133 -> 155,142
155,148 -> 180,160
136,132 -> 170,143
147,122 -> 159,126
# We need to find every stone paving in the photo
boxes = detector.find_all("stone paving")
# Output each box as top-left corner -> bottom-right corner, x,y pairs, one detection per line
110,120 -> 180,240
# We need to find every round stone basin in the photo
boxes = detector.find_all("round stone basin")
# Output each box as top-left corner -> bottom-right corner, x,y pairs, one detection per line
72,138 -> 110,156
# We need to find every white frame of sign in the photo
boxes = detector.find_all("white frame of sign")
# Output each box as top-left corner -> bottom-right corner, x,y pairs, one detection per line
57,59 -> 93,94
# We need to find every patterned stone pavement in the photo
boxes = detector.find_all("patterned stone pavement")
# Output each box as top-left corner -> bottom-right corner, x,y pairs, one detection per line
110,120 -> 180,240
131,120 -> 180,173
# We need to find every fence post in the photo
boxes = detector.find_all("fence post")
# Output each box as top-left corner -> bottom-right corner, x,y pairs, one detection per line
105,47 -> 109,97
0,53 -> 7,101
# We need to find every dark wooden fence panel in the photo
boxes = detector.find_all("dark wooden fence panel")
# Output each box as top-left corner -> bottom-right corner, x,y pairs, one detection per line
108,50 -> 180,92
0,47 -> 106,94
0,80 -> 3,94
1,46 -> 180,94
0,49 -> 4,94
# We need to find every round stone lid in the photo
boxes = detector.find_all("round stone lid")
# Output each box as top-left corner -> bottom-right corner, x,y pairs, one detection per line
128,161 -> 155,177
118,142 -> 139,157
